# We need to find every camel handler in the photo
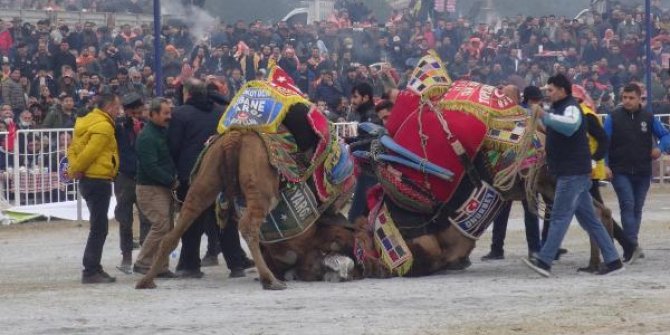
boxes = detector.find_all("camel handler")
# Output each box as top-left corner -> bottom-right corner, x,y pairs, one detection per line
572,84 -> 640,265
523,74 -> 623,277
67,93 -> 120,284
132,98 -> 178,278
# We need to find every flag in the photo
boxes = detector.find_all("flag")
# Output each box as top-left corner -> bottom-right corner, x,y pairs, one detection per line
267,66 -> 306,97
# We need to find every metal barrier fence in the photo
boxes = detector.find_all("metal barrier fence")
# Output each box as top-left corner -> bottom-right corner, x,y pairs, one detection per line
0,128 -> 78,209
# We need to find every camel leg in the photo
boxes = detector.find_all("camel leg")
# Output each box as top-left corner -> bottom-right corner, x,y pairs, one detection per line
237,135 -> 285,290
136,138 -> 227,289
438,225 -> 476,270
581,200 -> 615,273
406,234 -> 445,276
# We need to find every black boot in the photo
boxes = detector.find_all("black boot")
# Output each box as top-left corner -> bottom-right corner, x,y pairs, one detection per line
481,250 -> 504,261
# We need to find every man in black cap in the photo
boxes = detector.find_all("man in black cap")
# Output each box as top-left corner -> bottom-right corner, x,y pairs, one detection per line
114,92 -> 151,273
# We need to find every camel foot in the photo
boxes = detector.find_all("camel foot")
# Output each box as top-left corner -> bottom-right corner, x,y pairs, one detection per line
262,279 -> 287,290
135,277 -> 157,289
444,257 -> 472,271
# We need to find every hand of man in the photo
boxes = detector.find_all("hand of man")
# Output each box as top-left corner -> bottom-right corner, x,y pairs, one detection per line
69,171 -> 84,180
651,147 -> 662,160
532,105 -> 545,119
604,166 -> 613,180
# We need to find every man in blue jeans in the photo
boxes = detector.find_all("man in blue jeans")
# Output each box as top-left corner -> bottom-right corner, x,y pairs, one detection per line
523,74 -> 623,277
604,83 -> 670,262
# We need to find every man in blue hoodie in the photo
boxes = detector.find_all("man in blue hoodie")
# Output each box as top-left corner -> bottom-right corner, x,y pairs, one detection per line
523,74 -> 623,277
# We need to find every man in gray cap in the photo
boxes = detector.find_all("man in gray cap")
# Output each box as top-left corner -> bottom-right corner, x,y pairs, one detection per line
114,92 -> 151,273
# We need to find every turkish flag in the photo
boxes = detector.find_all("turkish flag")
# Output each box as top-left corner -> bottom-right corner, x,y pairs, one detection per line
268,66 -> 306,97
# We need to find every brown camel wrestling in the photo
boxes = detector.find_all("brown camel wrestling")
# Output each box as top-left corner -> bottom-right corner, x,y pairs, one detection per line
136,130 -> 357,290
354,162 -> 616,278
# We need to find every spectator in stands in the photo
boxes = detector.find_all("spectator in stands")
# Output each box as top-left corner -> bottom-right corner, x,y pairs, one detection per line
347,82 -> 379,222
314,71 -> 344,112
52,41 -> 76,79
42,94 -> 77,128
17,110 -> 34,130
2,69 -> 27,114
67,93 -> 120,284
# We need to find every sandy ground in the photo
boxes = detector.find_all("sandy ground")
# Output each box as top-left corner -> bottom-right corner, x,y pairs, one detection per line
1,185 -> 670,335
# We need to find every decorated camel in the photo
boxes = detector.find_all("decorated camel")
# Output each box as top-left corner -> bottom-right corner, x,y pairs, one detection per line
136,68 -> 358,290
351,52 -> 617,277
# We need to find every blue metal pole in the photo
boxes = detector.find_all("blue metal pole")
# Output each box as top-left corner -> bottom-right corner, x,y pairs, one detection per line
153,0 -> 163,97
645,0 -> 653,113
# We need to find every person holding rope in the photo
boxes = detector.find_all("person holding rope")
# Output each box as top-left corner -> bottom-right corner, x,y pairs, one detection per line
523,74 -> 624,277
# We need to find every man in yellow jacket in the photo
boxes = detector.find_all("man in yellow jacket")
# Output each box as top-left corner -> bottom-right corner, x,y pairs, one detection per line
68,93 -> 120,284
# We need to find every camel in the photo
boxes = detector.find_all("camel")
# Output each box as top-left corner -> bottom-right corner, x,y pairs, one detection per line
136,128 -> 358,290
354,156 -> 618,278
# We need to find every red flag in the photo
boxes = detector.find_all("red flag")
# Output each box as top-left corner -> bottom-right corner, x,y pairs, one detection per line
267,66 -> 306,97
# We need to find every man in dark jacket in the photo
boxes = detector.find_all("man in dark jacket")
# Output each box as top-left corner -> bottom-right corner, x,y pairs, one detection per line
314,72 -> 344,112
604,84 -> 670,262
523,74 -> 623,277
346,82 -> 379,123
114,93 -> 150,273
132,98 -> 178,278
346,82 -> 381,222
168,79 -> 251,278
52,41 -> 76,79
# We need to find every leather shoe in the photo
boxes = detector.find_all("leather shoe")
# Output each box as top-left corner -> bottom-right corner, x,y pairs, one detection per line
82,270 -> 116,284
175,269 -> 205,279
229,268 -> 246,278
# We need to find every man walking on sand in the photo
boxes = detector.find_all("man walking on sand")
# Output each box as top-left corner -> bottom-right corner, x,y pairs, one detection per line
132,98 -> 178,278
68,93 -> 120,284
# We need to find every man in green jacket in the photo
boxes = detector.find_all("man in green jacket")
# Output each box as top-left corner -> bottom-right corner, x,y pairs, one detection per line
132,98 -> 178,278
42,95 -> 78,129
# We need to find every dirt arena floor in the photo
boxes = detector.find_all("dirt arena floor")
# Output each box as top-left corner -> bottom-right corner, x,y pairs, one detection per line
1,185 -> 669,335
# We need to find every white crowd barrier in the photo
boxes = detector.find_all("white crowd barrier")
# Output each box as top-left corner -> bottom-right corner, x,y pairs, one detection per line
0,128 -> 78,211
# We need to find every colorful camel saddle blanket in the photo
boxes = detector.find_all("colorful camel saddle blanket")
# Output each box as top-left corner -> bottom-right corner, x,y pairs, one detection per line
258,107 -> 355,203
218,80 -> 310,134
354,187 -> 413,276
447,180 -> 504,240
383,90 -> 488,206
230,182 -> 321,244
